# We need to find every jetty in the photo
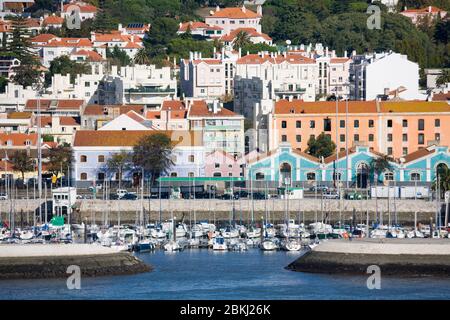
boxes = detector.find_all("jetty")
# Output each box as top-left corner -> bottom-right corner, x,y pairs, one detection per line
286,239 -> 450,276
0,244 -> 151,280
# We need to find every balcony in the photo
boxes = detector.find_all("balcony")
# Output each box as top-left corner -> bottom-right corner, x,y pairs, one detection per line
126,86 -> 176,94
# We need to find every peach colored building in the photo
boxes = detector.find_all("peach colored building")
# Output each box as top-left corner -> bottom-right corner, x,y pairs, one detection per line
269,100 -> 450,159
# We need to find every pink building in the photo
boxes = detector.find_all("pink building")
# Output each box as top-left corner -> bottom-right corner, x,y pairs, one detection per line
401,6 -> 447,25
205,150 -> 242,177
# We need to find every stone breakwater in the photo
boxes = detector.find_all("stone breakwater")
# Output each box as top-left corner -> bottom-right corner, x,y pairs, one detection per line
0,244 -> 151,280
286,239 -> 450,276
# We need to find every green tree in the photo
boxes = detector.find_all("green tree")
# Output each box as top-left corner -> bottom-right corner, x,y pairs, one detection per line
306,133 -> 336,159
106,46 -> 131,67
10,150 -> 35,181
105,151 -> 132,189
46,144 -> 73,177
47,55 -> 91,84
436,70 -> 450,87
42,134 -> 54,142
92,1 -> 115,33
233,30 -> 251,51
132,133 -> 174,185
432,164 -> 450,199
370,155 -> 393,183
134,48 -> 150,65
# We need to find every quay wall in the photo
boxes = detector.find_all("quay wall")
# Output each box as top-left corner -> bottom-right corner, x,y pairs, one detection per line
287,239 -> 450,276
2,199 -> 446,225
0,244 -> 151,280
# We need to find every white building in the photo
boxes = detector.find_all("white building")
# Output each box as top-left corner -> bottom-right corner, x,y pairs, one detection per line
98,111 -> 152,131
102,64 -> 177,107
62,1 -> 97,21
204,5 -> 262,35
350,52 -> 426,101
180,49 -> 239,100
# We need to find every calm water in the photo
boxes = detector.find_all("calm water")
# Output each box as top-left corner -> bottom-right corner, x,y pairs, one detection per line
1,249 -> 450,300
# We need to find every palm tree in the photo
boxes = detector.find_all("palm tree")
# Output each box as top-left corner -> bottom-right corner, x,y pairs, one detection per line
370,155 -> 393,183
10,150 -> 35,181
105,151 -> 132,190
134,48 -> 150,65
233,31 -> 251,51
432,164 -> 450,199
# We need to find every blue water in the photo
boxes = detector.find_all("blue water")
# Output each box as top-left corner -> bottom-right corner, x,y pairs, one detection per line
1,249 -> 450,300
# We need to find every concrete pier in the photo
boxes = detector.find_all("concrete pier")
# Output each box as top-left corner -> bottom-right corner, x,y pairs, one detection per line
0,244 -> 151,280
287,239 -> 450,276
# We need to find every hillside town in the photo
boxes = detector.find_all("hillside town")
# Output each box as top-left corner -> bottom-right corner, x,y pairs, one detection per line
1,0 -> 450,303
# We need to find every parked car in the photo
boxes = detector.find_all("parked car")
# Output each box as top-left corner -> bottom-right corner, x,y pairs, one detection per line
88,185 -> 102,192
345,191 -> 367,200
322,191 -> 340,199
310,185 -> 329,192
0,193 -> 8,200
121,193 -> 138,200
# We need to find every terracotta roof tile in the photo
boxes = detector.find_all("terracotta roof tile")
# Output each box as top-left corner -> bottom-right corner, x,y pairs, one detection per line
237,53 -> 315,65
188,100 -> 241,118
208,7 -> 261,19
402,147 -> 435,163
0,133 -> 38,147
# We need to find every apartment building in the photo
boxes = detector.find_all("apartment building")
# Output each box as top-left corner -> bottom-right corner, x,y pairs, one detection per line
269,100 -> 450,159
204,5 -> 262,35
187,100 -> 245,157
400,6 -> 447,25
350,52 -> 426,101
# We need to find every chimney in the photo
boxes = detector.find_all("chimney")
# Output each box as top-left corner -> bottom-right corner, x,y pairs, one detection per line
384,88 -> 390,95
118,23 -> 122,31
344,50 -> 347,57
242,5 -> 246,13
428,6 -> 432,13
257,5 -> 262,16
238,47 -> 241,58
216,5 -> 220,12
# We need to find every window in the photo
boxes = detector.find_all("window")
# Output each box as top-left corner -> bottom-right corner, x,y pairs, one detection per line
387,134 -> 393,142
354,120 -> 359,128
296,135 -> 301,142
170,172 -> 177,177
384,172 -> 394,181
369,134 -> 374,142
256,172 -> 265,180
333,172 -> 341,181
418,119 -> 424,131
435,119 -> 440,127
306,172 -> 316,181
98,155 -> 105,163
435,133 -> 440,141
309,120 -> 315,128
340,134 -> 345,142
296,121 -> 301,128
97,172 -> 105,181
281,121 -> 287,128
171,155 -> 177,163
215,163 -> 220,168
340,120 -> 345,128
387,119 -> 393,128
188,172 -> 194,177
281,135 -> 287,142
411,172 -> 420,181
188,155 -> 195,162
25,140 -> 31,146
418,133 -> 424,145
402,119 -> 408,127
368,119 -> 374,128
403,147 -> 408,155
80,155 -> 87,162
354,134 -> 359,142
213,172 -> 222,177
403,134 -> 408,142
80,173 -> 87,180
323,118 -> 331,131
387,147 -> 393,155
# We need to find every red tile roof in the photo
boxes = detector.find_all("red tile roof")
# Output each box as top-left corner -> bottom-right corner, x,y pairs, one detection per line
31,33 -> 57,43
0,133 -> 38,147
188,100 -> 241,118
432,92 -> 450,102
72,49 -> 104,62
43,15 -> 64,26
402,147 -> 435,163
82,104 -> 144,116
63,2 -> 97,13
221,28 -> 271,42
25,99 -> 85,111
208,7 -> 261,19
73,130 -> 171,147
41,38 -> 93,48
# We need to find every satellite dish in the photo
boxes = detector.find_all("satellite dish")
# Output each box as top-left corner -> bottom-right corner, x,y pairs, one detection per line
286,40 -> 291,45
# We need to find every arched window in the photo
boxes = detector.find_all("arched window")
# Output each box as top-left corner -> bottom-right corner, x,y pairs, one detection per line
80,155 -> 87,162
98,172 -> 105,181
384,171 -> 394,181
307,172 -> 316,181
98,155 -> 105,163
411,172 -> 420,181
255,172 -> 265,180
334,172 -> 341,181
80,172 -> 87,180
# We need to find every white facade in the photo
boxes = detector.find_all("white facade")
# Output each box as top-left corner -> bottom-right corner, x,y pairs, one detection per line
98,112 -> 150,131
204,5 -> 262,35
350,52 -> 426,101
